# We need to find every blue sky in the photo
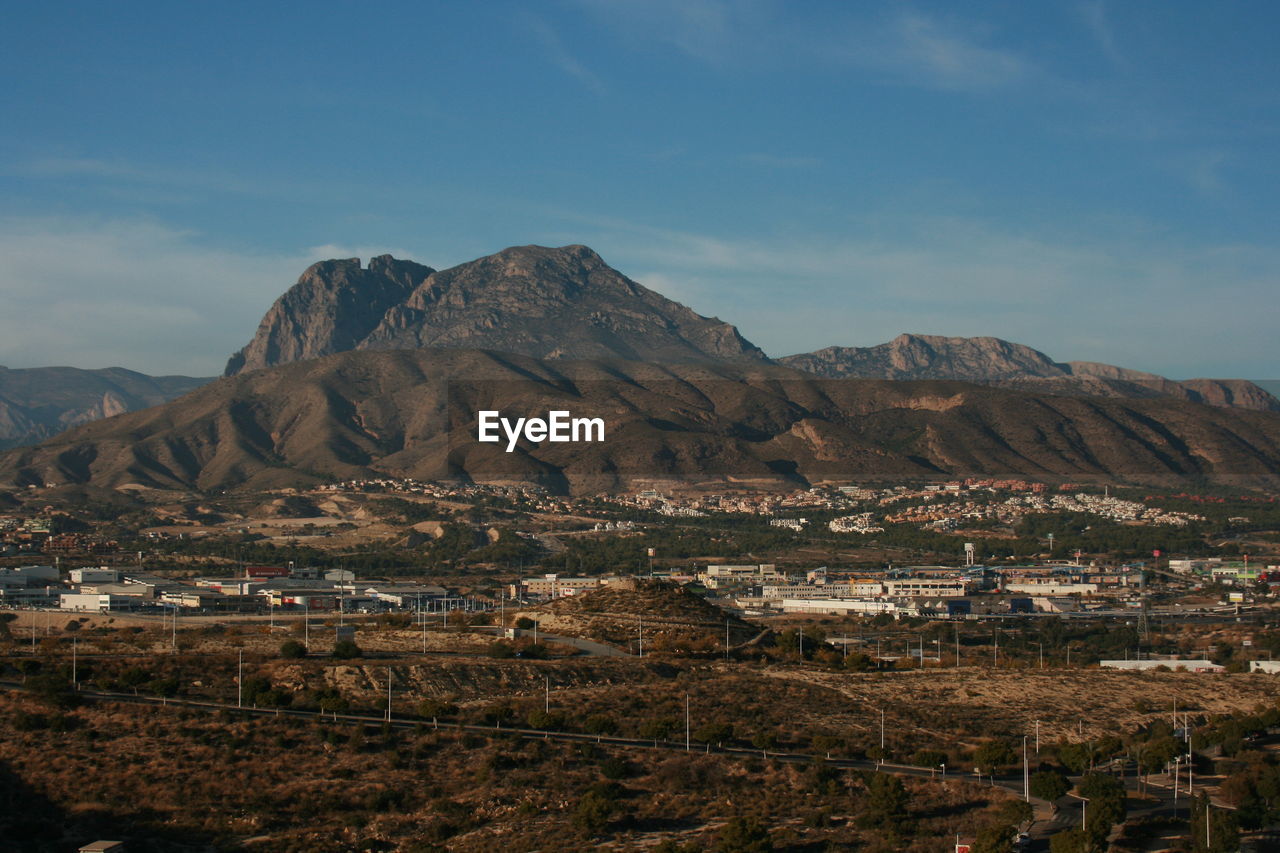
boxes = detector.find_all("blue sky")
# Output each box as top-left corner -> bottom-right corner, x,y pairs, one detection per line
1,1 -> 1277,378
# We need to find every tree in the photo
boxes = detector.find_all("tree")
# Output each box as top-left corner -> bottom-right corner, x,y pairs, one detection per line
972,821 -> 1017,853
693,721 -> 734,746
639,717 -> 675,740
1049,828 -> 1092,853
583,714 -> 618,735
279,639 -> 306,658
910,749 -> 947,769
573,790 -> 615,835
974,740 -> 1018,774
332,639 -> 362,659
994,799 -> 1033,827
1188,795 -> 1239,853
859,772 -> 909,831
1030,770 -> 1071,802
716,815 -> 772,853
26,674 -> 79,710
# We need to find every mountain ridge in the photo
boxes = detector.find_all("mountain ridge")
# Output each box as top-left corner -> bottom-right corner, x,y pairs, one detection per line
0,366 -> 211,451
780,333 -> 1280,413
3,347 -> 1278,495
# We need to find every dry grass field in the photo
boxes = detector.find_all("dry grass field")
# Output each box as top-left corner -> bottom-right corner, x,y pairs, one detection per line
0,691 -> 1019,852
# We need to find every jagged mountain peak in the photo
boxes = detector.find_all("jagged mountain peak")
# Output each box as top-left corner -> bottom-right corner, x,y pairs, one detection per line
225,243 -> 767,376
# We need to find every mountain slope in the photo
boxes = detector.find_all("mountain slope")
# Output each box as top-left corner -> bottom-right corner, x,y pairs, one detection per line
781,334 -> 1280,413
226,244 -> 767,376
3,348 -> 1278,494
0,366 -> 211,451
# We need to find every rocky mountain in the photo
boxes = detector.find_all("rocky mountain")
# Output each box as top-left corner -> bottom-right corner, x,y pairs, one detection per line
225,244 -> 767,375
0,366 -> 211,451
3,348 -> 1278,494
224,255 -> 433,377
780,334 -> 1280,413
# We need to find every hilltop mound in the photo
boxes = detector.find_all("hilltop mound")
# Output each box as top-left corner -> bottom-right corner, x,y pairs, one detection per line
515,580 -> 755,654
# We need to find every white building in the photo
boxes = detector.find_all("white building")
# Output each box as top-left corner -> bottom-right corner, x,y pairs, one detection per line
69,567 -> 119,584
1005,581 -> 1099,596
853,578 -> 970,598
779,598 -> 917,617
1100,659 -> 1223,673
60,592 -> 138,612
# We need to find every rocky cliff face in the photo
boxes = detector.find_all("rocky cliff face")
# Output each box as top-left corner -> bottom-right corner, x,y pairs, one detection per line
782,334 -> 1280,413
225,244 -> 767,375
224,254 -> 434,375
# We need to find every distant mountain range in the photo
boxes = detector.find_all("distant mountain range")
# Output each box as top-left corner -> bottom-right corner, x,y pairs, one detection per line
0,366 -> 210,451
2,243 -> 1278,492
779,334 -> 1280,412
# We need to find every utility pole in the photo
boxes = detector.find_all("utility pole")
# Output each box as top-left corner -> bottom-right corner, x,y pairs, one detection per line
1023,736 -> 1030,802
304,600 -> 309,651
685,693 -> 690,751
545,675 -> 550,714
386,669 -> 392,723
880,708 -> 886,761
725,618 -> 730,662
72,636 -> 77,686
1039,641 -> 1044,670
638,617 -> 643,658
237,649 -> 243,708
1035,720 -> 1040,753
993,628 -> 999,667
955,625 -> 960,668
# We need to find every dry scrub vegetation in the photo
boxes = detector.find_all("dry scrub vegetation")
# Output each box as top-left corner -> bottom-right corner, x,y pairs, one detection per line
0,691 -> 1018,852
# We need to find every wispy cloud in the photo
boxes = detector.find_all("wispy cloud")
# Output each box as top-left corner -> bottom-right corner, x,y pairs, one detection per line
574,2 -> 1032,93
851,11 -> 1032,92
573,0 -> 744,67
0,217 -> 380,375
1184,150 -> 1230,197
1078,0 -> 1125,67
11,156 -> 270,197
524,14 -> 607,95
